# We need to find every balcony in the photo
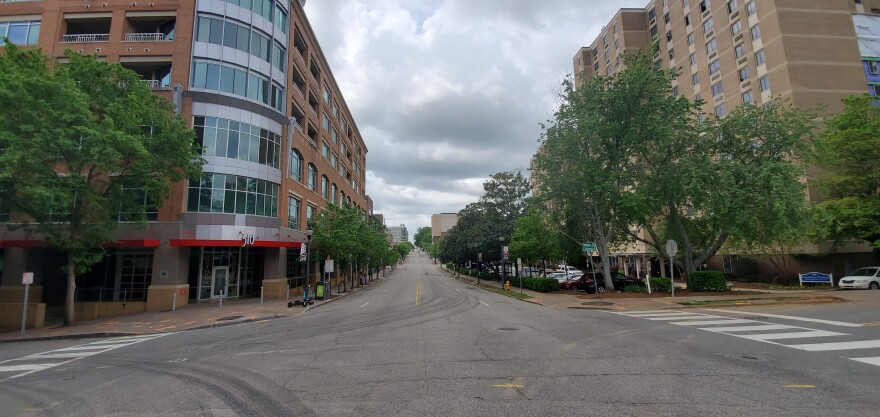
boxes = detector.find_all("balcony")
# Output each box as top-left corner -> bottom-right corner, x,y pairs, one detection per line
121,60 -> 172,90
61,34 -> 110,43
125,33 -> 171,42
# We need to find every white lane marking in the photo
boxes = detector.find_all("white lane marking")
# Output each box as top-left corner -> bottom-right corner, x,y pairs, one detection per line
360,302 -> 370,308
0,363 -> 64,373
736,330 -> 849,341
618,310 -> 679,314
708,309 -> 865,328
456,288 -> 462,293
23,352 -> 103,359
383,289 -> 388,293
702,324 -> 799,333
645,315 -> 726,321
850,357 -> 880,366
56,344 -> 131,352
479,301 -> 490,307
786,340 -> 880,352
672,319 -> 757,326
624,312 -> 705,318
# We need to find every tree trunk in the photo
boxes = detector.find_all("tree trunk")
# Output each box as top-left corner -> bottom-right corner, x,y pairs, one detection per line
65,255 -> 76,325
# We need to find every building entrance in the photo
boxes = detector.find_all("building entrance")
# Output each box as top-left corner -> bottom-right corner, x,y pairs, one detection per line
211,266 -> 228,298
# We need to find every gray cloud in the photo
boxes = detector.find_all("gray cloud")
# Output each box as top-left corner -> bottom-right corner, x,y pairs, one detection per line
304,0 -> 647,233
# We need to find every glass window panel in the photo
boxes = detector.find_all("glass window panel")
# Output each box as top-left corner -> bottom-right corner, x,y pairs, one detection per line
236,191 -> 247,213
233,69 -> 247,96
211,189 -> 224,212
205,64 -> 220,90
246,192 -> 256,214
238,131 -> 249,161
7,23 -> 27,45
236,26 -> 249,52
201,127 -> 216,156
199,188 -> 212,212
214,127 -> 228,157
224,190 -> 236,212
236,176 -> 247,190
256,194 -> 265,215
223,22 -> 237,48
213,174 -> 225,189
197,17 -> 211,42
193,63 -> 207,88
209,19 -> 224,44
187,188 -> 199,211
220,66 -> 235,93
227,128 -> 239,159
26,22 -> 39,45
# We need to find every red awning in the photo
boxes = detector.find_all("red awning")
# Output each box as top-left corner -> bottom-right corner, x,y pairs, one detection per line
169,239 -> 302,248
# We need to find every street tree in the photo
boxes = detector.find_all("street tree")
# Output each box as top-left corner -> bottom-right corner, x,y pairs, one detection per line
413,226 -> 432,250
509,208 -> 561,271
813,95 -> 880,247
0,47 -> 202,324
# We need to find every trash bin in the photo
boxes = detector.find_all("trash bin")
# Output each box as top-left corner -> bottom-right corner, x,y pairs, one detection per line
315,281 -> 326,300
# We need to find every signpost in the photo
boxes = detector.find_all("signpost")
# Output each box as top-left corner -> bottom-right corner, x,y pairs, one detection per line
798,272 -> 832,287
502,246 -> 509,260
665,240 -> 678,298
517,258 -> 523,294
21,272 -> 33,336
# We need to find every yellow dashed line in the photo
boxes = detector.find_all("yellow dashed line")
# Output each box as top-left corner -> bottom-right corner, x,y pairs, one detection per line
784,384 -> 816,388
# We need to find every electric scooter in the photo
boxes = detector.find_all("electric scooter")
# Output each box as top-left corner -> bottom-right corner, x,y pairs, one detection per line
287,285 -> 315,308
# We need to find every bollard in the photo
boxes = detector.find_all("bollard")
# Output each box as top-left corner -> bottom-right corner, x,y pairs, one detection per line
287,285 -> 290,301
220,290 -> 224,307
172,292 -> 177,311
261,286 -> 264,304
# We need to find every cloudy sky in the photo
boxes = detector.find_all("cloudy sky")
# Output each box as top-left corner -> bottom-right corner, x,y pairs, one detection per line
303,0 -> 647,237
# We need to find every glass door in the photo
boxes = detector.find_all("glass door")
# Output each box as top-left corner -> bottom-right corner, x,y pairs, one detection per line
212,266 -> 228,298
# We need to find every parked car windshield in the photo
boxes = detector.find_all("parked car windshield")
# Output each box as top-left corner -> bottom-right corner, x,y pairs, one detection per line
849,268 -> 879,277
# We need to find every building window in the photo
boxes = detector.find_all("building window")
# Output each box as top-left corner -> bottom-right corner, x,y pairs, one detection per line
288,196 -> 301,229
322,114 -> 330,131
869,60 -> 879,75
734,43 -> 745,59
614,39 -> 619,50
711,81 -> 723,96
746,0 -> 756,15
742,90 -> 755,104
706,38 -> 718,54
323,85 -> 331,103
331,128 -> 338,144
759,75 -> 770,91
731,20 -> 742,36
727,0 -> 739,13
187,173 -> 279,217
193,116 -> 281,169
330,183 -> 337,205
683,0 -> 689,7
274,4 -> 288,34
289,149 -> 303,182
306,204 -> 316,223
196,16 -> 275,63
650,25 -> 658,37
703,17 -> 714,33
307,164 -> 317,191
333,103 -> 339,119
191,61 -> 272,106
750,24 -> 761,41
709,59 -> 721,75
668,48 -> 675,59
695,92 -> 702,101
871,84 -> 880,96
118,253 -> 153,301
738,66 -> 750,81
755,49 -> 766,65
673,85 -> 680,96
714,103 -> 727,117
692,73 -> 700,85
330,153 -> 338,170
685,14 -> 691,26
321,141 -> 329,159
321,175 -> 329,200
687,33 -> 695,45
690,53 -> 698,66
700,0 -> 710,14
0,20 -> 40,45
118,180 -> 159,222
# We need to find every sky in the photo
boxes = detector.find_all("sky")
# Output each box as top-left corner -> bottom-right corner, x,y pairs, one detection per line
303,0 -> 648,237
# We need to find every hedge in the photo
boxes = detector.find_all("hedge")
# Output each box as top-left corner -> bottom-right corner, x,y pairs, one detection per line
624,284 -> 647,293
649,277 -> 672,292
687,271 -> 728,291
521,277 -> 560,292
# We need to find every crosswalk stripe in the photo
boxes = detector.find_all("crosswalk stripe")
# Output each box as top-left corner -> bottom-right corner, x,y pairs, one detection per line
850,357 -> 880,366
646,315 -> 725,321
0,363 -> 64,373
624,312 -> 706,318
735,330 -> 849,341
787,340 -> 880,352
87,335 -> 161,344
616,310 -> 676,315
24,352 -> 103,359
56,344 -> 129,352
702,324 -> 799,333
673,319 -> 755,326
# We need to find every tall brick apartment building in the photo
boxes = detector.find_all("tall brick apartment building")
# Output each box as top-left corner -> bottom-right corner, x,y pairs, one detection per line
0,0 -> 371,317
571,0 -> 878,279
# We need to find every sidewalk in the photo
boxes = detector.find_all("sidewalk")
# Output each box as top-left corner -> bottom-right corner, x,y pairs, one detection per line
442,267 -> 859,311
0,276 -> 386,343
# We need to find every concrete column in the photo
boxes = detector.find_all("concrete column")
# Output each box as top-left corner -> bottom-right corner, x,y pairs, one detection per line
151,245 -> 189,286
1,247 -> 28,286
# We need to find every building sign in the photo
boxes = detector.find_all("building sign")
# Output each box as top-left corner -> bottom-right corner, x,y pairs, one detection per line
799,272 -> 832,286
241,233 -> 256,247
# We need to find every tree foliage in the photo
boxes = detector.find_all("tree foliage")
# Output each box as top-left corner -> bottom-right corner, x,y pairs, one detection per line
0,46 -> 203,324
509,208 -> 561,268
813,95 -> 880,247
413,226 -> 432,250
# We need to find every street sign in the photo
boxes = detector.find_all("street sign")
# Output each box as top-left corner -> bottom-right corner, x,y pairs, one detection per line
502,246 -> 509,260
581,242 -> 597,252
665,240 -> 678,257
325,259 -> 335,273
22,272 -> 33,285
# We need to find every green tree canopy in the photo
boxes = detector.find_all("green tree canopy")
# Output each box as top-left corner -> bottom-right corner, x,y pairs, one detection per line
414,226 -> 432,249
0,46 -> 203,324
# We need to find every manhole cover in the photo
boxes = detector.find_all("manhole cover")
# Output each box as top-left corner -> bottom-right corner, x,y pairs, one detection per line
216,315 -> 243,322
582,301 -> 615,306
498,327 -> 519,331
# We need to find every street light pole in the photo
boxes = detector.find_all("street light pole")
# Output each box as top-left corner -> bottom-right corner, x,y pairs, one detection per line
305,226 -> 313,300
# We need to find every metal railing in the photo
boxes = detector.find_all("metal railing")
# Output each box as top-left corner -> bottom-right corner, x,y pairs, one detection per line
125,33 -> 169,42
61,34 -> 110,43
141,79 -> 163,88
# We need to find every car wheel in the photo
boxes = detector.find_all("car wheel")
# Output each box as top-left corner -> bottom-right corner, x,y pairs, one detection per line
571,285 -> 579,292
870,282 -> 880,290
597,286 -> 605,294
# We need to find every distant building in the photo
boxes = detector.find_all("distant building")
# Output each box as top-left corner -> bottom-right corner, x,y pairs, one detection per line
431,213 -> 458,243
387,225 -> 408,244
854,14 -> 880,95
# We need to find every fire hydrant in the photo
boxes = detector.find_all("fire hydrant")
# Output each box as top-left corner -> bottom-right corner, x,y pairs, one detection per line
504,280 -> 511,291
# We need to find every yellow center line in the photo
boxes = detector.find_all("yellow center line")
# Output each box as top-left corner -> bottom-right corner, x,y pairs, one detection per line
784,384 -> 816,389
862,321 -> 880,326
492,383 -> 524,388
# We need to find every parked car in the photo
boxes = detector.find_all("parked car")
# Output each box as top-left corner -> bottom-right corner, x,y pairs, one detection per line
838,267 -> 880,290
557,275 -> 580,291
556,265 -> 582,278
576,271 -> 645,293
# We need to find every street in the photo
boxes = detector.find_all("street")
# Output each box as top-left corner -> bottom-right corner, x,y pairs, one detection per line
2,252 -> 880,416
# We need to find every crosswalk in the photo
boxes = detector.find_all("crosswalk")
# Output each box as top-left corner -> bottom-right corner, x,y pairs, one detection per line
609,310 -> 880,369
0,333 -> 173,381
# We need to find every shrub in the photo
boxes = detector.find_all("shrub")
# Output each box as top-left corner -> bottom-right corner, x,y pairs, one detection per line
446,262 -> 454,270
649,277 -> 672,292
522,277 -> 559,292
733,257 -> 760,282
687,271 -> 728,291
479,272 -> 491,281
624,284 -> 647,293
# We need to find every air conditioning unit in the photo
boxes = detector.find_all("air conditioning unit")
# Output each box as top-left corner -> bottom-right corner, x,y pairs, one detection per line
126,47 -> 132,51
95,48 -> 101,52
144,48 -> 150,52
84,4 -> 90,8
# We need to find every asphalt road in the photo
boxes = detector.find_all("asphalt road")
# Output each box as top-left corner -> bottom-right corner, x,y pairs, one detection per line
2,252 -> 880,416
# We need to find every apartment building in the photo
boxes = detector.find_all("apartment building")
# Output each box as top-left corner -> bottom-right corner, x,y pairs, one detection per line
431,213 -> 458,244
387,225 -> 408,244
0,0 -> 371,316
572,0 -> 878,278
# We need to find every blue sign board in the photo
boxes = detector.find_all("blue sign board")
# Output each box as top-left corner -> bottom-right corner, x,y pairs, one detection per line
799,272 -> 832,285
581,242 -> 597,252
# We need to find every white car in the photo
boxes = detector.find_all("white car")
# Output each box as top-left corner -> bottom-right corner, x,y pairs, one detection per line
838,267 -> 880,290
556,265 -> 582,278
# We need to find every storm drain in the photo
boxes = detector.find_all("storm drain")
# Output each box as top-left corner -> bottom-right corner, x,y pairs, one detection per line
216,315 -> 244,322
582,301 -> 615,306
